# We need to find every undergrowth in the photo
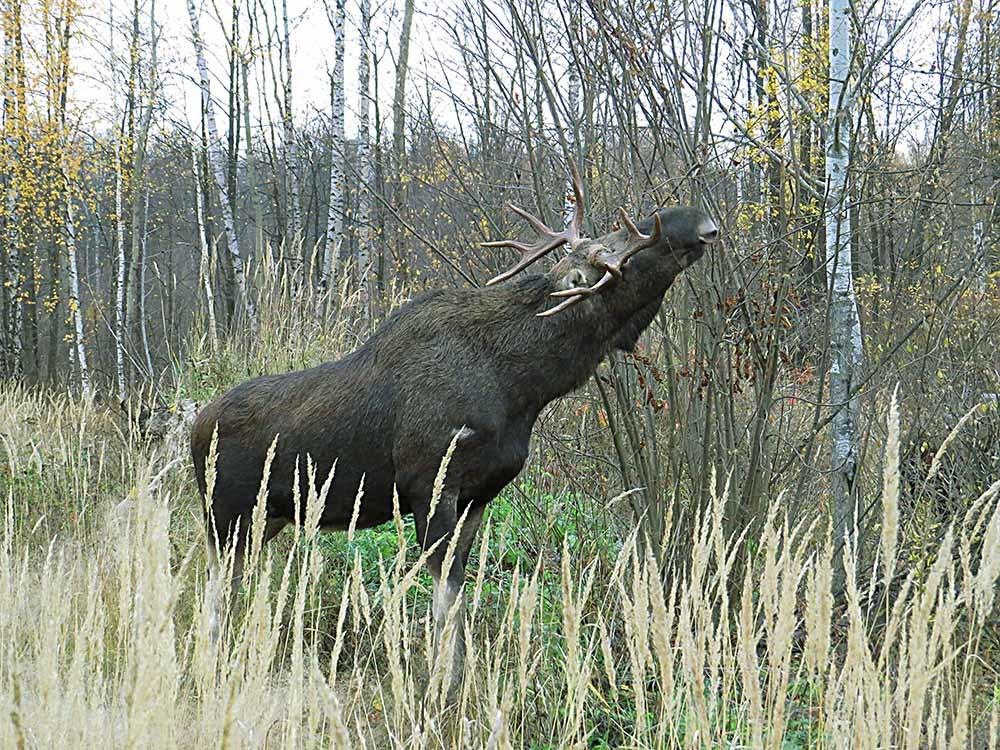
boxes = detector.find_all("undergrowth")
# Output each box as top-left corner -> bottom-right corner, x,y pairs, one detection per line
1,380 -> 999,748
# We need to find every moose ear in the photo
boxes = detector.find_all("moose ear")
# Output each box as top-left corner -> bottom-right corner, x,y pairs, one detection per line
557,267 -> 589,292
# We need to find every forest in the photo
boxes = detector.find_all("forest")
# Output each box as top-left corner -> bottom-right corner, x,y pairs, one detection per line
1,0 -> 999,746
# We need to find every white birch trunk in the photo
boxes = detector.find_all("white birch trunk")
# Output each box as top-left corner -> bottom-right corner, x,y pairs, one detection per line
114,123 -> 128,401
563,18 -> 580,231
130,0 -> 157,380
193,147 -> 219,352
64,188 -> 90,397
187,0 -> 258,334
2,181 -> 17,376
390,0 -> 415,283
1,4 -> 21,376
826,0 -> 863,546
322,0 -> 345,290
973,188 -> 986,292
111,4 -> 127,402
355,0 -> 373,318
282,0 -> 301,245
138,188 -> 153,376
241,58 -> 264,250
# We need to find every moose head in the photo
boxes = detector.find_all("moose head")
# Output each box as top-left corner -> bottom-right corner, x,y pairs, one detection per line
485,161 -> 717,317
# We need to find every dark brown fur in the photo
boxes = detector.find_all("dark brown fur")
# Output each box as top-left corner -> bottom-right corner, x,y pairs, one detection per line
192,206 -> 715,593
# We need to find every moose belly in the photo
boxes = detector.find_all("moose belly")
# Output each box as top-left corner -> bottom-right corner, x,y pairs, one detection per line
263,448 -> 399,531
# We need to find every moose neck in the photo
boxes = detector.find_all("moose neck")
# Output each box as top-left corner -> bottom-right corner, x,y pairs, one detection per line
597,249 -> 682,334
500,251 -> 682,413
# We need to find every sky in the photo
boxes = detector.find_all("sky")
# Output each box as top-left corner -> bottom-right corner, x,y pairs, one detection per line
59,0 -> 941,152
70,0 -> 453,140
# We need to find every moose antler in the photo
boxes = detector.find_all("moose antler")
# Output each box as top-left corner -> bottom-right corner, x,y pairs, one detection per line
539,210 -> 663,317
483,159 -> 586,286
608,208 -> 664,274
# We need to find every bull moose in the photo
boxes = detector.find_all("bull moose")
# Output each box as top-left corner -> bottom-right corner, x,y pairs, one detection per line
191,165 -> 718,684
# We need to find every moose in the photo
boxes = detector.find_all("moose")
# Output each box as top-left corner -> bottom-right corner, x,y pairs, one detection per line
191,165 -> 718,684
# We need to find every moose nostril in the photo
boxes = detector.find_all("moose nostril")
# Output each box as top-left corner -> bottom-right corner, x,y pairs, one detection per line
698,224 -> 719,244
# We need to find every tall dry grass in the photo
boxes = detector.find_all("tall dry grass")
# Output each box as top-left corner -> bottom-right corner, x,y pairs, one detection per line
1,378 -> 999,748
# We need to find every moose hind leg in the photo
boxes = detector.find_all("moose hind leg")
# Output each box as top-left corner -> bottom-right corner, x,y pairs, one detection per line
205,515 -> 287,643
205,538 -> 235,645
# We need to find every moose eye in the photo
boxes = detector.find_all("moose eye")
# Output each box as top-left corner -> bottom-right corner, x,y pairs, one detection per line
559,268 -> 590,291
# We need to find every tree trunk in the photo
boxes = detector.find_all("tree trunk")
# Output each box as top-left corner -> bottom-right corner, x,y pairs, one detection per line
138,188 -> 153,376
241,56 -> 264,251
373,45 -> 386,293
562,11 -> 580,230
282,0 -> 301,246
64,184 -> 89,397
990,6 -> 1000,271
199,107 -> 235,326
798,0 -> 818,285
390,0 -> 415,285
1,183 -> 18,377
321,0 -> 345,291
128,0 -> 156,380
1,0 -> 23,378
109,2 -> 128,401
114,123 -> 128,401
193,146 -> 219,352
826,0 -> 863,565
47,0 -> 75,388
121,0 -> 138,363
904,0 -> 973,265
356,0 -> 373,319
225,0 -> 241,243
187,0 -> 258,334
757,0 -> 783,232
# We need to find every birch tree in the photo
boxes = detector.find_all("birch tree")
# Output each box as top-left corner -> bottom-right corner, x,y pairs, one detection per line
113,114 -> 127,397
64,180 -> 89,396
192,146 -> 219,352
281,0 -> 301,245
1,0 -> 23,377
826,0 -> 863,553
187,0 -> 258,334
137,188 -> 153,375
240,50 -> 263,249
129,0 -> 157,378
391,0 -> 415,283
54,0 -> 87,396
356,0 -> 373,317
562,12 -> 580,230
321,0 -> 345,290
111,3 -> 127,400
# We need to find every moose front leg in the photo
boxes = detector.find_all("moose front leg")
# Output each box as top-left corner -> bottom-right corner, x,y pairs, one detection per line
413,494 -> 485,698
430,502 -> 485,644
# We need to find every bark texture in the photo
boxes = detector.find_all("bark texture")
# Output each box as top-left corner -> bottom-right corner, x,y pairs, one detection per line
826,0 -> 863,553
356,0 -> 373,318
187,0 -> 258,334
322,0 -> 345,290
